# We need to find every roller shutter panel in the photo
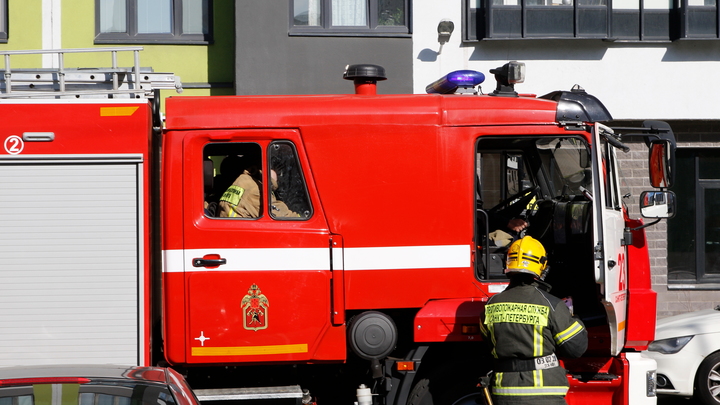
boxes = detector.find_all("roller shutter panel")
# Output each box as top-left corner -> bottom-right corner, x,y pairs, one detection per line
0,161 -> 141,366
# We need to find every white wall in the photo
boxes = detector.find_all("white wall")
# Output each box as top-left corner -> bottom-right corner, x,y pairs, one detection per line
42,0 -> 61,68
412,0 -> 720,120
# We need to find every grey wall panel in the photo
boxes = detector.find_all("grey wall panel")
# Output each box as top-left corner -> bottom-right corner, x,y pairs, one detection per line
0,163 -> 140,366
234,1 -> 413,95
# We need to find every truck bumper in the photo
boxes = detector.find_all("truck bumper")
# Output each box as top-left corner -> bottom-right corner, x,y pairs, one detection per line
628,352 -> 657,404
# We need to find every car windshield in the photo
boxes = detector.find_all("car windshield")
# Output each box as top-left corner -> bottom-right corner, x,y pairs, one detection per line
0,382 -> 177,405
536,137 -> 591,198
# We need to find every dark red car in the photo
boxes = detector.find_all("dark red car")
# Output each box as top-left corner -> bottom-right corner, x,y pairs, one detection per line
0,365 -> 200,405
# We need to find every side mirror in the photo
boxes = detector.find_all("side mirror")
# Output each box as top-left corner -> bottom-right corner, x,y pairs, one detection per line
648,140 -> 674,188
640,190 -> 676,219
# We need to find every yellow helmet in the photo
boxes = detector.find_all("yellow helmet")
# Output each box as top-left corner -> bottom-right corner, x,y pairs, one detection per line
505,236 -> 548,278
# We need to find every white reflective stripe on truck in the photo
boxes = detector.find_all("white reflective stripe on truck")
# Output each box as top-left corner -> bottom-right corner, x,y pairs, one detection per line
163,245 -> 470,272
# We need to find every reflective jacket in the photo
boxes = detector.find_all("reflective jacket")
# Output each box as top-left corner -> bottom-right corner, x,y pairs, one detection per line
218,170 -> 300,219
218,171 -> 262,218
480,277 -> 587,401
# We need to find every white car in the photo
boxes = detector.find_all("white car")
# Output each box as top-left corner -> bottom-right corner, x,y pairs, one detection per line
645,306 -> 720,405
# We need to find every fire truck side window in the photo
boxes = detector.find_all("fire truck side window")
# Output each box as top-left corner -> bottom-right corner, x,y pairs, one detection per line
268,141 -> 312,219
202,142 -> 312,220
600,138 -> 619,209
203,143 -> 263,218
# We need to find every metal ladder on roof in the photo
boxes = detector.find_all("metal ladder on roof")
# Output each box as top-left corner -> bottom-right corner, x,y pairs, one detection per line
0,47 -> 182,99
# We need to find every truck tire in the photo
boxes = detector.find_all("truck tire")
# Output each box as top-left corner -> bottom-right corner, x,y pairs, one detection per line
695,351 -> 720,405
407,366 -> 488,405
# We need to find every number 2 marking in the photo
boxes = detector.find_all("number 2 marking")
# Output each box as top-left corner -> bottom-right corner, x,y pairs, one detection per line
4,135 -> 23,155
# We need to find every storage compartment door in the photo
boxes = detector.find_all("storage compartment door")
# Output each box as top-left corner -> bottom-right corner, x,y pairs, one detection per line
0,159 -> 143,365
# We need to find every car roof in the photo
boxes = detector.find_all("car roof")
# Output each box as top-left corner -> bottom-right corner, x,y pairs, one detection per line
0,365 -> 169,384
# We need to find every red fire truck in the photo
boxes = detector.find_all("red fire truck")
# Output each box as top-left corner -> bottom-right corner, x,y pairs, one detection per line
0,48 -> 676,405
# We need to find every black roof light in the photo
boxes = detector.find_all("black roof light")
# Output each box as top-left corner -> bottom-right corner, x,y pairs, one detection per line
489,61 -> 525,97
540,85 -> 613,125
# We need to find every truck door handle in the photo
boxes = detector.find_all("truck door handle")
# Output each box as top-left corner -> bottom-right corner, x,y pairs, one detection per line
192,258 -> 227,267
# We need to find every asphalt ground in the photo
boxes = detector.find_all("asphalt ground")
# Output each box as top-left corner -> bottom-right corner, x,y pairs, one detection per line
658,394 -> 703,404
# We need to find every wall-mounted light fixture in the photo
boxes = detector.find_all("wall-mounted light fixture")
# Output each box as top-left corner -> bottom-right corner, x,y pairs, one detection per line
437,19 -> 455,45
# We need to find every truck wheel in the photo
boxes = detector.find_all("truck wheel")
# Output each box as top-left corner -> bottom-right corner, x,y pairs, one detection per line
407,369 -> 487,405
695,351 -> 720,405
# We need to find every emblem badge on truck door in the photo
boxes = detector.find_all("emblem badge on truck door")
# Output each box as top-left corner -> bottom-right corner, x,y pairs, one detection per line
241,284 -> 269,331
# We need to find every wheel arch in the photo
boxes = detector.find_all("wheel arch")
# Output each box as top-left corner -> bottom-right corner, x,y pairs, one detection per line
693,348 -> 720,396
388,342 -> 492,405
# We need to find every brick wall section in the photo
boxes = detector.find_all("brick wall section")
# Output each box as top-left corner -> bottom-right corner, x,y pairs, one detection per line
618,142 -> 673,318
618,123 -> 720,320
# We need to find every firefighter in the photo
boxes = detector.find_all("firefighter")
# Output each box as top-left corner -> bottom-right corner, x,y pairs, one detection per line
217,166 -> 263,218
218,168 -> 299,218
480,236 -> 587,405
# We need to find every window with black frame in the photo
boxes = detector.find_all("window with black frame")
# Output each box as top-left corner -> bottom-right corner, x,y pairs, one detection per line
465,0 -> 716,40
203,142 -> 312,220
268,142 -> 313,220
679,0 -> 718,38
668,149 -> 720,285
95,0 -> 212,44
611,0 -> 674,41
290,0 -> 409,36
466,0 -> 608,39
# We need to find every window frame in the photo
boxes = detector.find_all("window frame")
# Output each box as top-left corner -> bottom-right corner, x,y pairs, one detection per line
610,0 -> 677,42
678,0 -> 719,39
203,141 -> 313,221
94,0 -> 212,45
289,0 -> 411,37
267,140 -> 314,221
465,0 -> 611,40
600,138 -> 622,209
465,0 -> 719,41
667,148 -> 720,286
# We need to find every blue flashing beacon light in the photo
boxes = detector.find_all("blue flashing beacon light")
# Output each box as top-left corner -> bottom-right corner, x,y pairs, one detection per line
425,70 -> 486,94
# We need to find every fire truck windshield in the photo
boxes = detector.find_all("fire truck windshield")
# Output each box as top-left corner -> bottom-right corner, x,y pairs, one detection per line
536,137 -> 592,199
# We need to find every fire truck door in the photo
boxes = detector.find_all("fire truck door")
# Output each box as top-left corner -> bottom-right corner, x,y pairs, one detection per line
591,123 -> 627,356
178,131 -> 340,364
